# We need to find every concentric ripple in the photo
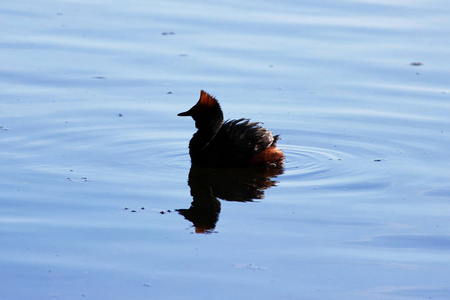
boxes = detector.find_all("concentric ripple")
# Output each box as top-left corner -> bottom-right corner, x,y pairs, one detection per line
282,144 -> 348,175
279,143 -> 390,191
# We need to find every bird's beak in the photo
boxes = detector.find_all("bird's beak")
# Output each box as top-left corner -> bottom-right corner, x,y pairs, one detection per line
178,103 -> 198,116
177,109 -> 192,116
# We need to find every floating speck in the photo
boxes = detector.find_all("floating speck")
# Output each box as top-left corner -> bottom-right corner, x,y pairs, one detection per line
410,62 -> 423,66
234,263 -> 267,271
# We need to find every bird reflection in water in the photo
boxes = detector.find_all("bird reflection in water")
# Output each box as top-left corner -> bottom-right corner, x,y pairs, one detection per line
177,165 -> 283,233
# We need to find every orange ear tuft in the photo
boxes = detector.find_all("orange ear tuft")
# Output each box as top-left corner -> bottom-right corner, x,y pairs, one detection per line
177,90 -> 220,117
199,90 -> 218,109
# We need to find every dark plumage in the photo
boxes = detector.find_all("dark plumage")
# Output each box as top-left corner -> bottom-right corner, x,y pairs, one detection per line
178,90 -> 284,168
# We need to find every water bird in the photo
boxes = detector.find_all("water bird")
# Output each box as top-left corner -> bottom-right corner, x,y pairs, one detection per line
178,90 -> 284,168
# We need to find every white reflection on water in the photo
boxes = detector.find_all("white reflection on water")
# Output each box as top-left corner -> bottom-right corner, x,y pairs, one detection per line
1,0 -> 450,299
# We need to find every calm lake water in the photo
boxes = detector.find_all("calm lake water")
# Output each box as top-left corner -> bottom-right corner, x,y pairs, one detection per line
1,0 -> 450,299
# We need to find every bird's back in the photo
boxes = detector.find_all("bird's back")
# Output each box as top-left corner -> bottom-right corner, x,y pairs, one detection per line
194,118 -> 280,167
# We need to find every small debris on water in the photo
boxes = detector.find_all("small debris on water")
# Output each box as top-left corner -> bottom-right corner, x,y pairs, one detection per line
234,263 -> 267,271
67,176 -> 89,182
92,76 -> 106,79
410,62 -> 423,66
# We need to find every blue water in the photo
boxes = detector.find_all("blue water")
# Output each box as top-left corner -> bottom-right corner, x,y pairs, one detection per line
1,1 -> 450,299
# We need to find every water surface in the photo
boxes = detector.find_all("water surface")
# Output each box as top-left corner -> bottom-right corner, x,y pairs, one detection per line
1,0 -> 450,299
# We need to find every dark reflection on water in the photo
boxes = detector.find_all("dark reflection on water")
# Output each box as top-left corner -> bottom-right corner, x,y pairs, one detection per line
177,165 -> 284,233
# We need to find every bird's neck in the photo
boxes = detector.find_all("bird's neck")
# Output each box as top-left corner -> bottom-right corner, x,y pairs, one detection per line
191,117 -> 223,149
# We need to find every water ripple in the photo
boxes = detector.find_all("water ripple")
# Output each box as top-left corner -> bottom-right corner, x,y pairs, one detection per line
279,143 -> 389,190
282,144 -> 347,176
